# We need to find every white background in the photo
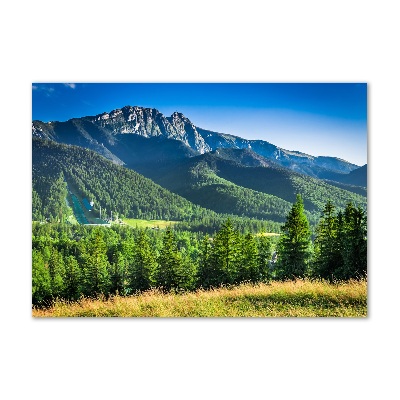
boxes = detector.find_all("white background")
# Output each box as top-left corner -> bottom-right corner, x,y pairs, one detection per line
1,1 -> 399,399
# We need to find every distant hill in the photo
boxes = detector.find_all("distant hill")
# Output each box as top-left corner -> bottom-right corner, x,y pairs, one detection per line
336,164 -> 367,187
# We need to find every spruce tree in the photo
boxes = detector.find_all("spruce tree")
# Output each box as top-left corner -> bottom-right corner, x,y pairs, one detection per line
197,235 -> 216,288
109,251 -> 127,295
129,230 -> 157,292
276,194 -> 312,280
313,201 -> 343,282
32,250 -> 52,306
48,247 -> 66,299
64,255 -> 82,301
257,234 -> 273,282
155,228 -> 187,291
239,233 -> 259,283
83,229 -> 111,297
210,219 -> 241,285
339,203 -> 367,280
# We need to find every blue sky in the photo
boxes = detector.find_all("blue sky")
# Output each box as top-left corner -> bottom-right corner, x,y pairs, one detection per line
32,83 -> 367,166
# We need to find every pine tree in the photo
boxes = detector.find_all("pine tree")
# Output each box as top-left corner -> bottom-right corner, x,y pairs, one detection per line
276,194 -> 312,280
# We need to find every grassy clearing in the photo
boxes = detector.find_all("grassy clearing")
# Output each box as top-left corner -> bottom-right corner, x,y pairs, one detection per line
33,279 -> 367,318
122,218 -> 178,229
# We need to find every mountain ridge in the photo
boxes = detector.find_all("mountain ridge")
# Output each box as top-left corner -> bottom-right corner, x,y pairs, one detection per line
32,105 -> 363,179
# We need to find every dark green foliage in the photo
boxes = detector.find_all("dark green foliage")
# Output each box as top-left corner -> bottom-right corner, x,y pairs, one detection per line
128,230 -> 157,292
32,189 -> 42,221
197,235 -> 216,288
175,215 -> 282,235
209,219 -> 242,285
32,250 -> 52,306
239,233 -> 260,282
312,203 -> 367,281
257,235 -> 273,281
48,248 -> 66,298
33,170 -> 70,222
155,228 -> 194,291
276,194 -> 313,280
82,229 -> 111,296
109,251 -> 128,295
338,203 -> 367,280
64,255 -> 82,301
313,201 -> 343,281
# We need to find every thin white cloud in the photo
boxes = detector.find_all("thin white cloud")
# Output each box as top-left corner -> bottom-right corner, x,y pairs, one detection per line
32,85 -> 55,96
64,83 -> 76,89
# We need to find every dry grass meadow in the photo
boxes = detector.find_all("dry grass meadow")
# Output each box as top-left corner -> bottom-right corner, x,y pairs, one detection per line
32,279 -> 367,318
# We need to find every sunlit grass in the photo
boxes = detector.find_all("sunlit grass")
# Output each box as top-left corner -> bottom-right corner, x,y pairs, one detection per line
122,218 -> 178,229
33,279 -> 367,318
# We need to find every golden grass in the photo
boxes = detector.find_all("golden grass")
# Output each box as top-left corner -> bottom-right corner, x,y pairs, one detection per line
33,279 -> 367,318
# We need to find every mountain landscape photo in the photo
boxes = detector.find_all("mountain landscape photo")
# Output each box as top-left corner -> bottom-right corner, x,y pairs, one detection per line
32,83 -> 367,317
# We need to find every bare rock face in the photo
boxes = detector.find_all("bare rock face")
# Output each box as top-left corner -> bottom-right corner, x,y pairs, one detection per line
88,106 -> 210,154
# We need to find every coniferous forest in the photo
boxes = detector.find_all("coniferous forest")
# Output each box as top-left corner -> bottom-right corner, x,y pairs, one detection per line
32,195 -> 367,307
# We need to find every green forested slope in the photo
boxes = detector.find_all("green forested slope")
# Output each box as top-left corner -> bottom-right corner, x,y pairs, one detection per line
133,150 -> 367,226
32,139 -> 282,233
32,138 -> 214,221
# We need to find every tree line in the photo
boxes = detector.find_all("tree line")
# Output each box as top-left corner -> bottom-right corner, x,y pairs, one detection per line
32,195 -> 367,307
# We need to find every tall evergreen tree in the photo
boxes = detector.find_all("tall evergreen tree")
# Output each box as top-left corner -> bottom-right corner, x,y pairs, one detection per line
313,201 -> 343,281
129,230 -> 157,292
197,235 -> 217,288
64,255 -> 82,301
83,229 -> 110,297
155,228 -> 188,291
109,251 -> 127,295
210,219 -> 241,285
337,203 -> 367,280
48,247 -> 66,299
276,194 -> 312,280
32,250 -> 52,306
257,234 -> 273,281
239,233 -> 259,282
